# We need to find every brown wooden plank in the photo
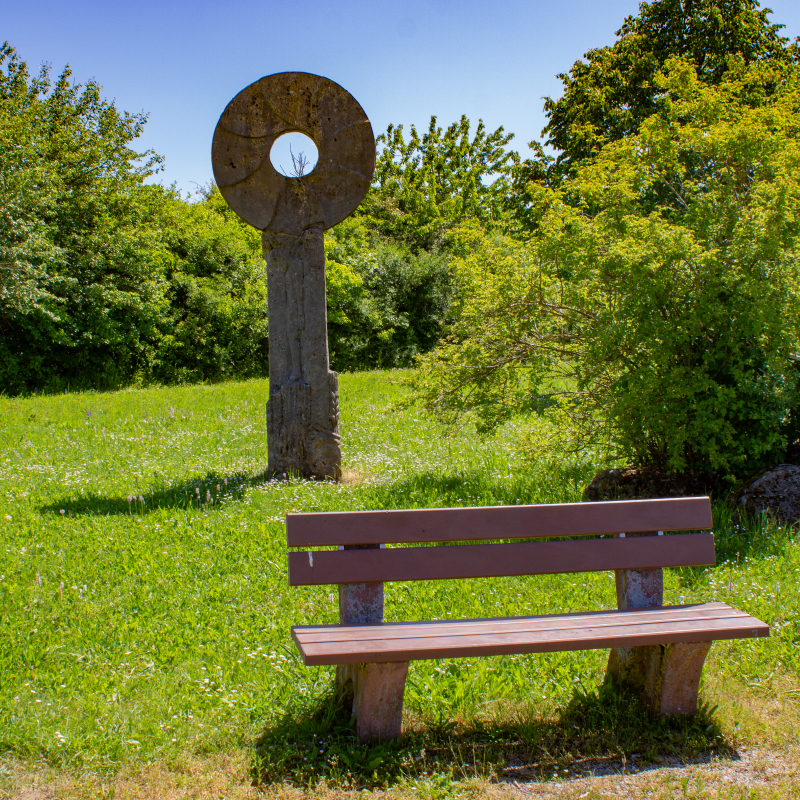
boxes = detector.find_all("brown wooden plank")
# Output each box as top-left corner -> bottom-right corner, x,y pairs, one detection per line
293,601 -> 735,636
291,607 -> 769,665
297,619 -> 768,665
286,497 -> 713,547
300,616 -> 763,659
293,603 -> 749,643
288,532 -> 716,586
293,605 -> 768,651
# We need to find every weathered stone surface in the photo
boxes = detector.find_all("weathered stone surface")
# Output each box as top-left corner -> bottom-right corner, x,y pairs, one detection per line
607,642 -> 657,697
606,532 -> 666,710
334,572 -> 384,707
651,641 -> 712,716
582,467 -> 722,501
351,661 -> 408,740
615,563 -> 664,611
264,225 -> 341,478
212,73 -> 375,480
338,581 -> 385,625
212,72 -> 375,234
729,463 -> 800,526
337,547 -> 384,626
603,532 -> 710,716
337,661 -> 408,741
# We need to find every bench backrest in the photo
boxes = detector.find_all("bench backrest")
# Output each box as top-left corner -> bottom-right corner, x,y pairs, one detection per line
286,497 -> 714,586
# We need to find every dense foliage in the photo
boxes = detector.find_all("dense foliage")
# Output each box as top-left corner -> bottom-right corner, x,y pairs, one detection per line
320,114 -> 516,370
5,0 -> 800,482
358,115 -> 517,250
543,0 -> 799,172
325,218 -> 454,370
414,58 -> 800,477
0,44 -> 477,392
1,42 -> 162,392
509,0 -> 800,227
0,45 -> 272,393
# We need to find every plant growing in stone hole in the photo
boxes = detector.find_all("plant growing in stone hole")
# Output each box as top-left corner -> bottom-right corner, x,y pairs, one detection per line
282,144 -> 310,179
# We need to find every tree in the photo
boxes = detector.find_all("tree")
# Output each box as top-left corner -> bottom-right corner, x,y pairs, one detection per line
0,45 -> 274,393
0,42 -> 167,392
0,45 -> 60,329
324,217 -> 455,370
541,0 -> 798,176
151,185 -> 269,385
359,115 -> 518,250
413,59 -> 800,478
321,115 -> 508,369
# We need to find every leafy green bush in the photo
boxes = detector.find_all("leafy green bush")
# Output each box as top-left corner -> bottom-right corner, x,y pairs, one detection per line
413,59 -> 800,478
0,41 -> 467,392
0,45 -> 272,393
325,218 -> 454,370
151,187 -> 269,385
543,0 -> 798,174
0,43 -> 168,393
357,115 -> 517,251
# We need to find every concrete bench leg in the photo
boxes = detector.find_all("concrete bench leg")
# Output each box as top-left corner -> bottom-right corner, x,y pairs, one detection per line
608,640 -> 711,716
338,661 -> 409,740
606,553 -> 711,715
614,563 -> 664,610
651,641 -> 711,716
336,574 -> 408,740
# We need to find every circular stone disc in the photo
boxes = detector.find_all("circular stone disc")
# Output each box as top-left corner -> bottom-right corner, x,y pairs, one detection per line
212,72 -> 375,235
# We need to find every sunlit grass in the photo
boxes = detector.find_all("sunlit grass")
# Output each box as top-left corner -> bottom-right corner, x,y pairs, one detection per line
0,370 -> 798,794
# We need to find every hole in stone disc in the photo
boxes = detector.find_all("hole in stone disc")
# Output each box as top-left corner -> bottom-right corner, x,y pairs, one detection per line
270,132 -> 319,178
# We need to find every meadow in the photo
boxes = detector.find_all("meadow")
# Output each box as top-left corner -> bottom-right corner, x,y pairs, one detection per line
1,370 -> 799,798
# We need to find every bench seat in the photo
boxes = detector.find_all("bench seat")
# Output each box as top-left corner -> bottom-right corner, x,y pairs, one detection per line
293,601 -> 768,665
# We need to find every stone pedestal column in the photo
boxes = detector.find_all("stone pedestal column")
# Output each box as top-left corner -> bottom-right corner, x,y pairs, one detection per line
263,225 -> 341,480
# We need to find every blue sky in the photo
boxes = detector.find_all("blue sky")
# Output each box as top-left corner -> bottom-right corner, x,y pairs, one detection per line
6,0 -> 800,194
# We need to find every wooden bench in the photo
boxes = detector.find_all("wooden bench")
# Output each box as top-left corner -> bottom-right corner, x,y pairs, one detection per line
287,497 -> 768,740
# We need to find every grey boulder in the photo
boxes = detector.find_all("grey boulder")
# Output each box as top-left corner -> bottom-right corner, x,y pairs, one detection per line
730,463 -> 800,526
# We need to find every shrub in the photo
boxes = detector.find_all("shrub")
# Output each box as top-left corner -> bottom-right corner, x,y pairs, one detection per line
325,219 -> 454,371
413,59 -> 800,478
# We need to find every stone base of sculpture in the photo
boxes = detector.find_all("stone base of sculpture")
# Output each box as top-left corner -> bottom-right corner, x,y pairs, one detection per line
267,374 -> 341,480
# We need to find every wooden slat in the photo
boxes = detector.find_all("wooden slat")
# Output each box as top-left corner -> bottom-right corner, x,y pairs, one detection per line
286,497 -> 713,547
288,532 -> 715,586
299,617 -> 765,664
294,602 -> 749,642
291,603 -> 769,665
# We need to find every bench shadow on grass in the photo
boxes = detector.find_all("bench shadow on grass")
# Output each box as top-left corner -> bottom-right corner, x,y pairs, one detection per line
251,679 -> 735,792
40,467 -> 277,517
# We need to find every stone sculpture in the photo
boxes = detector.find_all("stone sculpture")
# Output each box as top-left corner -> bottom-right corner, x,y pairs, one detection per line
211,73 -> 375,480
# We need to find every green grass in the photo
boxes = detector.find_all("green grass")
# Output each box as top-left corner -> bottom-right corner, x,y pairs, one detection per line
0,370 -> 798,794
